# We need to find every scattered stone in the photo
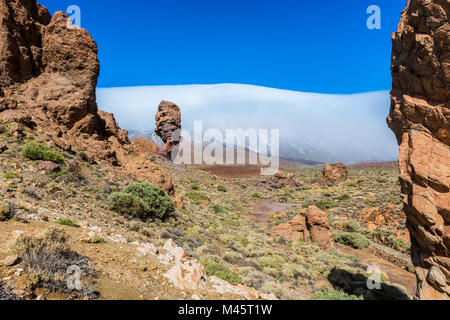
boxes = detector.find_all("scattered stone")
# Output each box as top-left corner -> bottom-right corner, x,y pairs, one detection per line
164,260 -> 207,291
137,243 -> 159,256
36,160 -> 60,174
2,255 -> 19,267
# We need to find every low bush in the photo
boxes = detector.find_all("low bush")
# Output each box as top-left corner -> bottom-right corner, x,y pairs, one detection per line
185,192 -> 210,204
21,142 -> 64,163
317,200 -> 338,209
11,228 -> 97,298
310,288 -> 363,300
209,204 -> 228,214
56,218 -> 77,227
335,232 -> 370,249
0,202 -> 12,221
217,185 -> 227,192
108,182 -> 174,220
200,255 -> 242,285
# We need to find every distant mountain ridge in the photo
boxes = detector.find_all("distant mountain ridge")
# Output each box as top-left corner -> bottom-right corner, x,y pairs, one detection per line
97,84 -> 399,164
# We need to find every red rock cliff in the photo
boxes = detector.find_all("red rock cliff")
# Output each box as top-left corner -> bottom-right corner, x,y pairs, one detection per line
388,0 -> 449,300
0,0 -> 173,193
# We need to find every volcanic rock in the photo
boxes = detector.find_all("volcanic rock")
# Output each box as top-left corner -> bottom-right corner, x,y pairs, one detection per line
319,163 -> 348,186
0,0 -> 173,193
155,101 -> 181,159
306,206 -> 333,251
131,137 -> 159,155
274,206 -> 332,251
387,0 -> 450,300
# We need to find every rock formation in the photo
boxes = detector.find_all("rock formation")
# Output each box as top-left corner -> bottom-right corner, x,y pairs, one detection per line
131,137 -> 159,155
274,206 -> 333,251
155,100 -> 181,159
0,0 -> 173,193
319,163 -> 348,186
387,0 -> 449,300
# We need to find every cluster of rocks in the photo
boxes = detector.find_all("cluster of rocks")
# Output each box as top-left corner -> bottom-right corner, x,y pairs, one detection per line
388,0 -> 449,300
274,206 -> 333,251
137,238 -> 266,299
0,0 -> 173,193
261,169 -> 303,189
318,163 -> 348,186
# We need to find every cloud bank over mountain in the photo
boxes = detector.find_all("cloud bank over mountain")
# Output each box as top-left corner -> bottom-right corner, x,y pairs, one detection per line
96,84 -> 398,164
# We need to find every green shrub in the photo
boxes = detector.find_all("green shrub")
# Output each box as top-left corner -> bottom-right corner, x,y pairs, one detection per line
190,183 -> 199,190
3,172 -> 20,179
251,192 -> 262,199
217,185 -> 227,192
200,255 -> 242,285
336,194 -> 350,201
0,203 -> 12,221
310,289 -> 363,300
336,220 -> 362,233
108,182 -> 174,220
335,232 -> 370,249
185,192 -> 210,203
317,200 -> 337,209
56,218 -> 77,227
209,204 -> 228,214
21,142 -> 64,163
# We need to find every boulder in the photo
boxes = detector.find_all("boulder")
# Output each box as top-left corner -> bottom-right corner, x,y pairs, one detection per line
305,206 -> 333,251
274,206 -> 333,251
387,0 -> 450,300
319,163 -> 348,186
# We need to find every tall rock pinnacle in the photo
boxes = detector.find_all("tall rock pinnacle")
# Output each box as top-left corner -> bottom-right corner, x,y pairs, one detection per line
388,0 -> 449,300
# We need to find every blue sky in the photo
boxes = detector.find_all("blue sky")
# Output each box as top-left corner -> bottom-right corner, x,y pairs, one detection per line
39,0 -> 406,94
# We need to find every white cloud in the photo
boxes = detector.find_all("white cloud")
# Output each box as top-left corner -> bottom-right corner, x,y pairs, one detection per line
96,83 -> 398,163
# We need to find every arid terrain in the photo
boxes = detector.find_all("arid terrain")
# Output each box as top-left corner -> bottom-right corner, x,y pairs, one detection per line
0,127 -> 415,300
0,0 -> 448,301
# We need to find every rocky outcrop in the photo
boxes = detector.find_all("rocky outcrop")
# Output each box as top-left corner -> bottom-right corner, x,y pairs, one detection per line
131,137 -> 159,155
0,0 -> 173,193
274,206 -> 333,251
387,0 -> 449,300
155,100 -> 181,159
319,163 -> 348,186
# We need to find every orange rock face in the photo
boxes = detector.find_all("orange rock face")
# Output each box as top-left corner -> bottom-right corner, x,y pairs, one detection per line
0,0 -> 173,193
131,137 -> 159,155
274,206 -> 332,251
388,0 -> 449,300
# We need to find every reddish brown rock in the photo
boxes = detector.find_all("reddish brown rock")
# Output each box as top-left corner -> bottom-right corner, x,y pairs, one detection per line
36,160 -> 60,173
305,206 -> 333,251
273,214 -> 310,243
274,206 -> 332,251
0,0 -> 173,193
155,101 -> 181,159
131,137 -> 159,155
319,163 -> 348,186
388,0 -> 450,300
